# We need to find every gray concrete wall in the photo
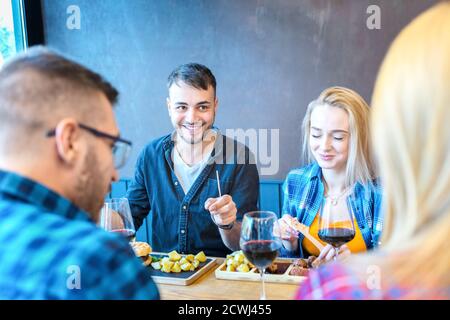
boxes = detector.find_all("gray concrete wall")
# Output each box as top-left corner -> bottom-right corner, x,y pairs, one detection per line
41,0 -> 438,180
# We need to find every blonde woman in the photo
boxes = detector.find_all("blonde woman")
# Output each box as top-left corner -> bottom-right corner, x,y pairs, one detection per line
296,2 -> 450,299
278,86 -> 382,260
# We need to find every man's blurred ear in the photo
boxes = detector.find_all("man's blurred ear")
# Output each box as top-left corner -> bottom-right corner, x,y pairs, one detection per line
53,118 -> 81,166
166,97 -> 172,115
214,97 -> 219,112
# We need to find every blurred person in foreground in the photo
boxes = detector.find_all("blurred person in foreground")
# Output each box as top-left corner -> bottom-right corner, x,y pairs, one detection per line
0,47 -> 159,299
296,2 -> 450,299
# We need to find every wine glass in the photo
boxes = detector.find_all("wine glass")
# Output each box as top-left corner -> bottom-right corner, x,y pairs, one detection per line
240,211 -> 282,300
318,193 -> 356,260
100,198 -> 136,243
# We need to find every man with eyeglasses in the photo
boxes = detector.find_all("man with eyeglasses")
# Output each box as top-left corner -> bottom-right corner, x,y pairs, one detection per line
0,47 -> 159,299
126,63 -> 259,257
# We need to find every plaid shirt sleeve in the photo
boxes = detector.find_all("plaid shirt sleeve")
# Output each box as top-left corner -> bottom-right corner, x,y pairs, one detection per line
371,180 -> 384,247
61,231 -> 160,300
295,263 -> 449,300
280,166 -> 314,257
281,165 -> 313,216
295,264 -> 374,300
0,170 -> 160,300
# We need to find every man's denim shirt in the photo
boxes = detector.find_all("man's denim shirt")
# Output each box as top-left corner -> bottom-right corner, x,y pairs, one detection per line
126,132 -> 259,257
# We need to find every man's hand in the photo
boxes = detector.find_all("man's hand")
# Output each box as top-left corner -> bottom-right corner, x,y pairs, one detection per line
204,195 -> 237,226
318,244 -> 351,262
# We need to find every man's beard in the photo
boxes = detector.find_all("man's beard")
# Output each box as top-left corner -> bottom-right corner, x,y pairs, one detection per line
74,150 -> 109,222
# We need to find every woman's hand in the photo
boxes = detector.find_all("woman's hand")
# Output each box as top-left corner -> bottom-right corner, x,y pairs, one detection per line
275,214 -> 299,243
318,244 -> 351,262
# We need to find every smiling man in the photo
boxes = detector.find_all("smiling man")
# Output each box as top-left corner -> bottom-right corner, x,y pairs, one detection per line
126,63 -> 259,257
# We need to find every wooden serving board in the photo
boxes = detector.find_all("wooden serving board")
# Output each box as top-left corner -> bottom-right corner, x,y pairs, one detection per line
214,258 -> 307,285
146,253 -> 217,286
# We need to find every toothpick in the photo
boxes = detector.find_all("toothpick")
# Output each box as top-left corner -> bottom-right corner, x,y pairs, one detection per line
215,170 -> 222,197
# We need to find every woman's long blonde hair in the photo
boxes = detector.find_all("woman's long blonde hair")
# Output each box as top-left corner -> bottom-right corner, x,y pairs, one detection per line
351,2 -> 450,294
302,86 -> 377,187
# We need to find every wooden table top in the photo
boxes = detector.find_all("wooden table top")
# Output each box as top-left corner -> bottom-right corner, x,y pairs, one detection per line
157,259 -> 299,300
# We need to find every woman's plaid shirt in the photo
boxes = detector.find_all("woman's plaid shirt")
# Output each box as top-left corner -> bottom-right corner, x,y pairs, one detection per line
281,163 -> 383,257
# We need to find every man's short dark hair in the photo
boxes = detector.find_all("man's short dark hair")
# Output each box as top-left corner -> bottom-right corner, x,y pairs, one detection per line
167,63 -> 216,95
0,46 -> 119,152
0,46 -> 118,105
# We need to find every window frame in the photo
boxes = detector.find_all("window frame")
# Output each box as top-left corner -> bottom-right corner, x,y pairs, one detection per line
9,0 -> 45,52
11,0 -> 26,52
22,0 -> 45,46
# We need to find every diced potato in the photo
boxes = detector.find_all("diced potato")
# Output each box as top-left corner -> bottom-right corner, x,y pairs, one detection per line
194,251 -> 206,263
161,260 -> 174,270
224,250 -> 255,273
234,253 -> 245,263
161,261 -> 173,273
171,262 -> 181,273
226,264 -> 236,272
226,259 -> 238,268
236,263 -> 250,273
161,257 -> 171,264
168,250 -> 181,261
180,262 -> 192,271
155,251 -> 208,273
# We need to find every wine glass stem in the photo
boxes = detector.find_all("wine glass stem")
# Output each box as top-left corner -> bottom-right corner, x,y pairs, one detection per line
334,247 -> 339,261
260,268 -> 266,300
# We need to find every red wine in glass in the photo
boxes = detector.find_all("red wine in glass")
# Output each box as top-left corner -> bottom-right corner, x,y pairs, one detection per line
111,228 -> 136,242
318,192 -> 357,260
240,211 -> 282,300
318,228 -> 355,248
241,239 -> 282,269
100,198 -> 136,243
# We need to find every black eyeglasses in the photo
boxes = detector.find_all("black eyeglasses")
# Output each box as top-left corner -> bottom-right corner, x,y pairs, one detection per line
46,123 -> 132,169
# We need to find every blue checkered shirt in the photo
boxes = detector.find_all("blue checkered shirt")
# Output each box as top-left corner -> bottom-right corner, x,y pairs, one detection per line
281,163 -> 383,258
0,170 -> 160,299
